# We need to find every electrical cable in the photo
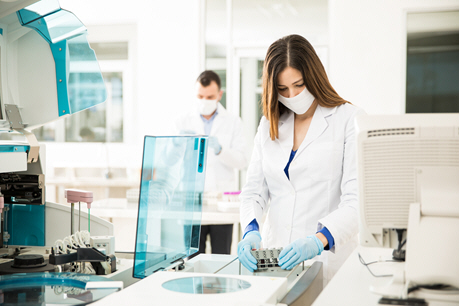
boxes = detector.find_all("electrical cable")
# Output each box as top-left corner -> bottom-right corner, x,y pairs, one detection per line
358,253 -> 398,278
392,229 -> 407,261
400,239 -> 406,249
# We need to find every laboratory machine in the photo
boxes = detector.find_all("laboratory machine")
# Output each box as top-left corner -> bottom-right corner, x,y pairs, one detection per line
356,113 -> 459,304
0,0 -> 131,304
89,135 -> 324,306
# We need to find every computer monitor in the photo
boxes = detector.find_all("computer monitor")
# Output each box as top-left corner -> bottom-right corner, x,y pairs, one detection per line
356,113 -> 459,250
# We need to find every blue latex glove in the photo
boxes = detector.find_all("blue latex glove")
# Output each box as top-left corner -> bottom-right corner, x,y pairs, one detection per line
179,130 -> 197,135
278,235 -> 324,270
237,231 -> 261,272
208,136 -> 222,155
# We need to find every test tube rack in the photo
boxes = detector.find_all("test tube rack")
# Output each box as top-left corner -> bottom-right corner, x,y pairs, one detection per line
251,247 -> 284,273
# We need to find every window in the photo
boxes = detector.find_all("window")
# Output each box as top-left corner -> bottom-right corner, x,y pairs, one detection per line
214,70 -> 227,108
406,11 -> 459,113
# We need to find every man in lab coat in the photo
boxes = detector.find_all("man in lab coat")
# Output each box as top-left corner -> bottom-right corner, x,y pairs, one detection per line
175,70 -> 248,254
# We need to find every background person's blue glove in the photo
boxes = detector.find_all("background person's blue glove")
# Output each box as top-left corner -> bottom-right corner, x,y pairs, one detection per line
179,130 -> 197,135
278,235 -> 324,270
237,231 -> 261,272
208,136 -> 222,155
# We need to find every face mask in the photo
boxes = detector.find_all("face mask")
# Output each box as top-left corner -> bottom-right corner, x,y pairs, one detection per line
197,98 -> 218,115
278,88 -> 315,115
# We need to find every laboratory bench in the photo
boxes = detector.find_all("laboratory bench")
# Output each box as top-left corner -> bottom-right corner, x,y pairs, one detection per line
46,178 -> 140,204
313,246 -> 458,306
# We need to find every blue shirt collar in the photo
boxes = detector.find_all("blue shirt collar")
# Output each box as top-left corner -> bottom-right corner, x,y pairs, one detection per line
200,108 -> 219,122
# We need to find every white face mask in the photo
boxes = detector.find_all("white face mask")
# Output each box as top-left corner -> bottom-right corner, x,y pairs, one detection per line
278,87 -> 315,115
197,98 -> 218,115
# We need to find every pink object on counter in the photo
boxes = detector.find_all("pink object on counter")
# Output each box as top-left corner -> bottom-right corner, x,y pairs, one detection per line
223,191 -> 241,195
65,189 -> 93,209
0,194 -> 3,214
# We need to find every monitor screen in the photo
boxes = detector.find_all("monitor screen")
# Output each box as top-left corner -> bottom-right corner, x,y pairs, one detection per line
356,113 -> 459,249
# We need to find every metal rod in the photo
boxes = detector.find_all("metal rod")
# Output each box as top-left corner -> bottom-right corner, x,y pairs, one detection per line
78,202 -> 81,232
213,257 -> 238,274
71,203 -> 74,235
0,210 -> 4,249
4,208 -> 8,247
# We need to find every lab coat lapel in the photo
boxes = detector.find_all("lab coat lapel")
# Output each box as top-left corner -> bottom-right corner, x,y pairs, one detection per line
277,111 -> 295,161
294,105 -> 333,157
194,115 -> 206,135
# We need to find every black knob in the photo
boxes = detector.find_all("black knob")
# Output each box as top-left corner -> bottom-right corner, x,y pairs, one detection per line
11,254 -> 47,269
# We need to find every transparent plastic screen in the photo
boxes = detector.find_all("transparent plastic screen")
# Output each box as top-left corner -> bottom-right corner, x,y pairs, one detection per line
67,34 -> 107,113
133,136 -> 207,279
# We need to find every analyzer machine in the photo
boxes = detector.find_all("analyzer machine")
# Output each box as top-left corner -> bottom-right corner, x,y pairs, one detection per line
0,0 -> 126,303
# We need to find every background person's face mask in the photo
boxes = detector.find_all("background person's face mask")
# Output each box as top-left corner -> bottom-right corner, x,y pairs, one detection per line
197,98 -> 218,115
278,87 -> 315,115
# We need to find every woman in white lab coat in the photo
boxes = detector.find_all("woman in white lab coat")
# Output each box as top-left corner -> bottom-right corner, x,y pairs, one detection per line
238,34 -> 364,284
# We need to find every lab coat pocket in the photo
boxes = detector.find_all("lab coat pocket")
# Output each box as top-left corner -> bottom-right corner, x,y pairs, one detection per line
306,142 -> 343,181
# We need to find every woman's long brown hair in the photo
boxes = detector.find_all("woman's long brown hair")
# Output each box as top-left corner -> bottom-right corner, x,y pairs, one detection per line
262,34 -> 349,140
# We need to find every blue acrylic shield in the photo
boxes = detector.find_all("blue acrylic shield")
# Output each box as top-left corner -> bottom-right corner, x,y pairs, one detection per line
133,136 -> 208,279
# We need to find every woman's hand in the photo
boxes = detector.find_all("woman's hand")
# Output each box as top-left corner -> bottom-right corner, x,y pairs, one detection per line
237,231 -> 261,272
278,235 -> 324,270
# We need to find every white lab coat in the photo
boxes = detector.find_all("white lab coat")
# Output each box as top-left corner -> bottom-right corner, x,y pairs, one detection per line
240,103 -> 365,284
175,103 -> 248,192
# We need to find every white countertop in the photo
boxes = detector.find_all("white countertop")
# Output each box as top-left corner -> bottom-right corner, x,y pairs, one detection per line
313,246 -> 458,306
47,178 -> 140,187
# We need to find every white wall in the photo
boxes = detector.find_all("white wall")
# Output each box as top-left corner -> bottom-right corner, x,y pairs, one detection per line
59,0 -> 201,137
44,0 -> 201,175
328,0 -> 459,115
43,0 -> 459,175
206,0 -> 329,52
